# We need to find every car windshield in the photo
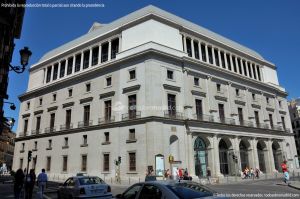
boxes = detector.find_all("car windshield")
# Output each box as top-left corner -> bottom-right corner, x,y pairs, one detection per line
166,182 -> 214,199
78,177 -> 105,185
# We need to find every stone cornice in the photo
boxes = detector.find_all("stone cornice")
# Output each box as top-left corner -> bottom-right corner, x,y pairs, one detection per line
191,90 -> 206,97
47,106 -> 58,112
99,91 -> 115,99
62,102 -> 74,108
80,97 -> 93,104
34,110 -> 43,115
122,85 -> 141,94
163,84 -> 181,92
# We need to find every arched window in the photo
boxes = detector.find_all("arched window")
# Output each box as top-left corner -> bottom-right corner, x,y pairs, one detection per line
194,137 -> 207,177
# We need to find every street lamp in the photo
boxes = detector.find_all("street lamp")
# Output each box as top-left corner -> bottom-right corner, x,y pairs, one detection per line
9,47 -> 32,73
3,117 -> 15,129
4,102 -> 16,110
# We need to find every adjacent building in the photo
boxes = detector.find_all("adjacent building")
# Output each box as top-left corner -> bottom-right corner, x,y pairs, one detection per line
288,98 -> 300,156
13,6 -> 299,181
0,125 -> 15,171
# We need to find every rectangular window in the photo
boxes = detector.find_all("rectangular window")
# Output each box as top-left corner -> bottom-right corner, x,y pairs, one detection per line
53,93 -> 56,101
75,54 -> 81,72
64,137 -> 68,146
167,70 -> 174,80
63,156 -> 68,172
220,51 -> 225,68
218,104 -> 225,123
84,105 -> 90,125
129,70 -> 136,80
92,46 -> 99,66
83,135 -> 87,145
34,141 -> 37,150
167,94 -> 176,116
68,89 -> 73,97
103,154 -> 109,171
128,95 -> 137,118
104,100 -> 112,121
67,57 -> 73,75
216,83 -> 221,92
247,62 -> 252,78
46,66 -> 52,83
201,43 -> 206,62
39,98 -> 43,106
66,109 -> 72,129
106,77 -> 112,86
22,143 -> 25,150
281,116 -> 286,130
214,49 -> 219,66
27,101 -> 30,110
186,38 -> 192,57
46,156 -> 51,171
23,119 -> 28,134
60,60 -> 66,78
269,114 -> 273,129
83,50 -> 90,69
129,129 -> 136,140
195,99 -> 203,119
111,38 -> 119,59
36,116 -> 41,131
194,77 -> 199,86
235,88 -> 240,96
238,108 -> 244,125
20,158 -> 23,169
256,65 -> 261,81
252,93 -> 256,100
266,97 -> 270,104
194,41 -> 199,59
226,54 -> 231,71
101,42 -> 109,63
207,46 -> 213,64
242,60 -> 247,76
53,63 -> 58,80
129,152 -> 136,171
50,113 -> 55,129
48,139 -> 52,148
232,56 -> 237,72
86,83 -> 91,92
104,132 -> 109,142
81,155 -> 87,171
254,111 -> 260,127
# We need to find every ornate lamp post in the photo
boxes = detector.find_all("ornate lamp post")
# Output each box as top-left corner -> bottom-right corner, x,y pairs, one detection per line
9,47 -> 32,74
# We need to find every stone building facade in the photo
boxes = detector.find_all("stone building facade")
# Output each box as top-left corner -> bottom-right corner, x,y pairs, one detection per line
288,98 -> 300,156
13,6 -> 299,181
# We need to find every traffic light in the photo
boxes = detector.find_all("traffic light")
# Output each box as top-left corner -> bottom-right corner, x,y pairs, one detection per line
28,151 -> 32,162
118,156 -> 121,164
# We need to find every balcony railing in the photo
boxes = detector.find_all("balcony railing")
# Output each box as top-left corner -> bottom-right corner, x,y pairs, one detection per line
60,123 -> 73,131
240,120 -> 254,127
98,116 -> 115,124
31,129 -> 41,135
272,125 -> 283,131
257,123 -> 269,129
285,128 -> 291,133
164,111 -> 184,120
45,127 -> 56,133
122,111 -> 141,120
193,114 -> 214,122
216,117 -> 236,125
78,120 -> 93,128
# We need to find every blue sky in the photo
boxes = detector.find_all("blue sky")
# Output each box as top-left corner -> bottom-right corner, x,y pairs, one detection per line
5,0 -> 300,132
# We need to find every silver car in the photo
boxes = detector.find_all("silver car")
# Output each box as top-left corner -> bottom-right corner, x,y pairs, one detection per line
115,180 -> 228,199
57,176 -> 113,199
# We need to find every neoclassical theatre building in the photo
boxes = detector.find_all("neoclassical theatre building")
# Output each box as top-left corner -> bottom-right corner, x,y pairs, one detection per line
13,5 -> 299,181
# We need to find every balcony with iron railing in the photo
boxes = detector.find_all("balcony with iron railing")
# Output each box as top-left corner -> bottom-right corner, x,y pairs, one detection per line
98,116 -> 115,124
256,123 -> 269,129
164,111 -> 184,120
45,127 -> 56,134
193,114 -> 214,122
60,123 -> 73,131
239,120 -> 254,127
78,120 -> 93,128
122,111 -> 141,121
31,129 -> 41,135
215,117 -> 236,125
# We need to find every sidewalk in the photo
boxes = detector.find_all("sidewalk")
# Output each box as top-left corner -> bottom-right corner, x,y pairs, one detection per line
288,181 -> 300,190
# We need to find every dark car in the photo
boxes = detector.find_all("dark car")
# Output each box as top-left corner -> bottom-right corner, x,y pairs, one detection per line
115,180 -> 228,199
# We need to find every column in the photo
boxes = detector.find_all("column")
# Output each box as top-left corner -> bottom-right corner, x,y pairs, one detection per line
206,76 -> 216,112
72,55 -> 75,74
230,55 -> 234,71
57,61 -> 61,78
274,96 -> 281,126
245,87 -> 254,119
205,44 -> 209,63
218,50 -> 221,67
267,139 -> 275,173
227,82 -> 236,116
224,51 -> 228,70
183,35 -> 187,53
252,64 -> 258,80
187,133 -> 195,176
88,48 -> 92,67
240,59 -> 245,75
233,136 -> 242,174
191,39 -> 195,58
251,138 -> 259,169
212,135 -> 221,177
98,44 -> 102,64
212,47 -> 216,65
249,62 -> 254,79
43,68 -> 46,84
198,41 -> 202,62
118,35 -> 122,53
108,40 -> 112,61
50,65 -> 54,81
80,51 -> 84,71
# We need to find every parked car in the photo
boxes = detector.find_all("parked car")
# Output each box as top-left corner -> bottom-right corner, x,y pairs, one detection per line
57,176 -> 113,199
115,180 -> 228,199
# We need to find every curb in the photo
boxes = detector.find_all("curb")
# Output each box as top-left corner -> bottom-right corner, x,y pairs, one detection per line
288,183 -> 300,190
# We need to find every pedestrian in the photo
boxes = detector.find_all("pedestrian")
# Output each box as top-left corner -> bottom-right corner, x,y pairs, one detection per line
37,169 -> 48,199
250,168 -> 254,179
255,168 -> 260,179
178,168 -> 183,180
281,160 -> 289,184
25,169 -> 36,199
14,168 -> 25,199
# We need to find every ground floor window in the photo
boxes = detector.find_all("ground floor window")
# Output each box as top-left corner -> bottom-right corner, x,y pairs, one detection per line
194,137 -> 207,177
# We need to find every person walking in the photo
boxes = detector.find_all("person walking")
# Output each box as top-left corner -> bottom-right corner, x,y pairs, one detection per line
281,160 -> 289,184
25,169 -> 36,199
14,169 -> 25,199
37,169 -> 48,199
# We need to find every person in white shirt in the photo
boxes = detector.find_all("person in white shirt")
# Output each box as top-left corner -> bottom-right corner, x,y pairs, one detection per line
37,169 -> 48,199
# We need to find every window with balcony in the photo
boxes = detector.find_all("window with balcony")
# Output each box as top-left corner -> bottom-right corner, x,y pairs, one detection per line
81,155 -> 87,171
186,38 -> 192,57
252,93 -> 256,100
104,100 -> 112,121
238,108 -> 244,125
194,77 -> 199,86
281,116 -> 286,130
129,152 -> 136,171
106,76 -> 112,86
20,158 -> 23,169
194,41 -> 199,59
83,50 -> 90,69
195,99 -> 203,119
101,42 -> 109,62
53,63 -> 58,80
47,139 -> 52,150
128,95 -> 137,119
64,137 -> 69,148
129,69 -> 136,80
129,129 -> 136,140
27,101 -> 30,110
266,97 -> 270,104
82,135 -> 88,146
104,132 -> 109,142
269,114 -> 274,129
23,119 -> 28,135
21,143 -> 25,151
167,70 -> 174,80
65,109 -> 72,129
83,105 -> 90,126
235,89 -> 240,96
254,111 -> 260,127
75,54 -> 81,72
167,94 -> 176,117
92,46 -> 99,66
63,156 -> 68,172
279,100 -> 282,108
60,60 -> 66,78
103,154 -> 109,171
46,66 -> 51,83
111,38 -> 119,59
50,113 -> 55,131
35,116 -> 41,134
216,84 -> 221,92
67,57 -> 73,75
218,104 -> 225,123
46,156 -> 51,171
201,43 -> 206,62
